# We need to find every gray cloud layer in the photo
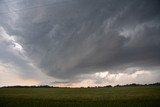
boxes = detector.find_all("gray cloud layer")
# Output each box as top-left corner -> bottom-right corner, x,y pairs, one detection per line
0,0 -> 160,79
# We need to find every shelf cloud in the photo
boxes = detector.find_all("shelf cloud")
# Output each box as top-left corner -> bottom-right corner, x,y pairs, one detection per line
0,0 -> 160,86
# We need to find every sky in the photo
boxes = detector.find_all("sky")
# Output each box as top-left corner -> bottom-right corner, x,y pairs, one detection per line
0,0 -> 160,87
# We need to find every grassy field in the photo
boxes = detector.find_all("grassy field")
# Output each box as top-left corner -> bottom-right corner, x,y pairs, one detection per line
0,86 -> 160,107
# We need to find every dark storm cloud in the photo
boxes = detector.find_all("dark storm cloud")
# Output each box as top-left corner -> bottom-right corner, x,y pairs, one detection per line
0,0 -> 160,79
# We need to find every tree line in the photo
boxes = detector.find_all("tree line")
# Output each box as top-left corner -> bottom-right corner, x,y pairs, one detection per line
1,82 -> 160,88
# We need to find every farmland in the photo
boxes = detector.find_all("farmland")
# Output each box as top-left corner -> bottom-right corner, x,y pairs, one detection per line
0,86 -> 160,107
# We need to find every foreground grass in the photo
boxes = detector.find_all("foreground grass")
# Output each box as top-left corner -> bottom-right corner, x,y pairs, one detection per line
0,86 -> 160,107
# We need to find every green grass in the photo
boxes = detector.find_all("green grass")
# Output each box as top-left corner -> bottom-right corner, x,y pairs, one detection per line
0,86 -> 160,107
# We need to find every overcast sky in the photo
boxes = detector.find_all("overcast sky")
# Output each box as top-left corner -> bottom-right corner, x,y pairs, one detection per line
0,0 -> 160,87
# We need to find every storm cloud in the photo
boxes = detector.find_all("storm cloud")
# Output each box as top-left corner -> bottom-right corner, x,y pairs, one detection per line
0,0 -> 160,82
